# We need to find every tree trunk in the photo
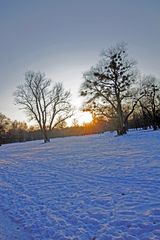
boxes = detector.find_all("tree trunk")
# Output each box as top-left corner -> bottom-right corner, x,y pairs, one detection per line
42,128 -> 50,143
152,108 -> 158,131
152,121 -> 157,131
116,103 -> 127,136
117,124 -> 127,135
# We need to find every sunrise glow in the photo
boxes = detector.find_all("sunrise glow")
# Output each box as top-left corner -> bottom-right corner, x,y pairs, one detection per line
77,111 -> 93,126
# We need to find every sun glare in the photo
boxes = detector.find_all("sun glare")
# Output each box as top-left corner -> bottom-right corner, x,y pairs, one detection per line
78,112 -> 93,125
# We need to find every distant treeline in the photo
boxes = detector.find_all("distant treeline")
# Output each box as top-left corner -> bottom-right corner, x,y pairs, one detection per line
0,115 -> 107,145
0,111 -> 159,145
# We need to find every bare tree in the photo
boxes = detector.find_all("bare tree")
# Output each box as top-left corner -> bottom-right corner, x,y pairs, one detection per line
0,113 -> 11,145
139,75 -> 160,130
80,43 -> 142,135
14,71 -> 73,142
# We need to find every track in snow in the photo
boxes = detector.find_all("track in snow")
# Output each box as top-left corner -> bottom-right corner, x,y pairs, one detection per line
0,130 -> 160,239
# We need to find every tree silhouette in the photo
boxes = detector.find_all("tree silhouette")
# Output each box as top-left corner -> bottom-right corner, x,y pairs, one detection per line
80,43 -> 142,135
0,113 -> 11,145
139,75 -> 160,130
14,71 -> 73,142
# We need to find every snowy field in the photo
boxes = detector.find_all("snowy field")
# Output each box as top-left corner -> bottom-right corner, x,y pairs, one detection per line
0,130 -> 160,240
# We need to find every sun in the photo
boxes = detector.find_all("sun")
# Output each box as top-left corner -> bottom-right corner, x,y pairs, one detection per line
66,111 -> 93,127
78,111 -> 93,125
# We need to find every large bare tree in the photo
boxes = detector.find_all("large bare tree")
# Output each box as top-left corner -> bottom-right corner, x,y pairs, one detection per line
80,43 -> 142,135
14,71 -> 73,142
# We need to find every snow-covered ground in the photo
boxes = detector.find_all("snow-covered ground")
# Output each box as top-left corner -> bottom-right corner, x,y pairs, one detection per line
0,130 -> 160,240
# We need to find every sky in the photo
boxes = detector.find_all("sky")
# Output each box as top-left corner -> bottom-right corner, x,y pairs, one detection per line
0,0 -> 160,124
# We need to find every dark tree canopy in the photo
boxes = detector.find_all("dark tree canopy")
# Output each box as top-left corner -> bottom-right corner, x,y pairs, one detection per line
14,71 -> 73,142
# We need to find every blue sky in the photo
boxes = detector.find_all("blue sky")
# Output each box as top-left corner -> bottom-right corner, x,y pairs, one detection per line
0,0 -> 160,122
